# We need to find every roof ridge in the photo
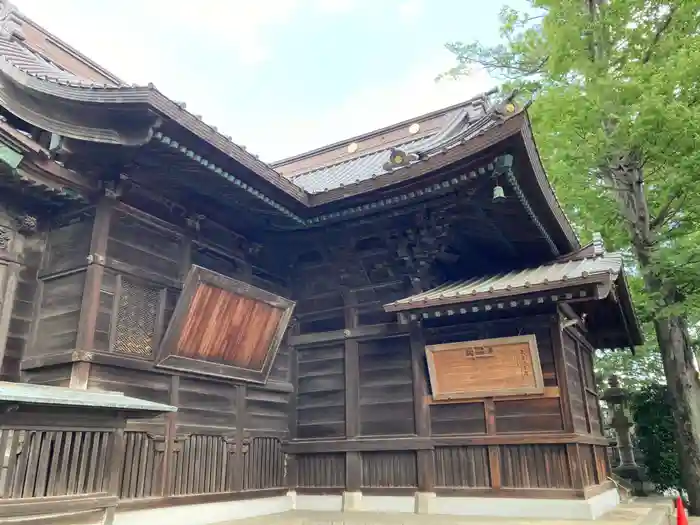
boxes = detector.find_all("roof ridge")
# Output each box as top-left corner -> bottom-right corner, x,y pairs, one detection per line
271,91 -> 496,167
288,106 -> 472,180
288,133 -> 429,180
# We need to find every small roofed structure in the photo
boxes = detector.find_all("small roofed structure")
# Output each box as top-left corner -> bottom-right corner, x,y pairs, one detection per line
0,382 -> 175,525
0,380 -> 177,413
385,249 -> 642,351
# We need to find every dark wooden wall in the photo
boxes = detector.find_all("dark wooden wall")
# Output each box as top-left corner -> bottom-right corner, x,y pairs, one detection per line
562,326 -> 603,436
18,200 -> 292,506
3,192 -> 612,505
287,307 -> 611,499
0,207 -> 45,382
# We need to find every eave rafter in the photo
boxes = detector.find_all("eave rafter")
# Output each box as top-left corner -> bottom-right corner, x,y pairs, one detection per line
395,283 -> 603,324
0,124 -> 92,212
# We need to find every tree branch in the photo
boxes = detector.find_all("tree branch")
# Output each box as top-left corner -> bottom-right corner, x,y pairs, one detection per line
642,4 -> 678,64
651,192 -> 685,232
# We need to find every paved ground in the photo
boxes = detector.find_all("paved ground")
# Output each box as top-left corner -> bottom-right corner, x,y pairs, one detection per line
219,499 -> 675,525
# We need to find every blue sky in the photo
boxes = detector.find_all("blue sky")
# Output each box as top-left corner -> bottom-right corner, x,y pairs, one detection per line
18,0 -> 524,161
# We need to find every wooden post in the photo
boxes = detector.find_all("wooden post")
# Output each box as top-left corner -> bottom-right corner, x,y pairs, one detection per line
286,323 -> 299,490
74,197 -> 113,388
162,374 -> 179,496
344,291 -> 361,493
104,426 -> 126,525
567,443 -> 585,490
574,339 -> 593,434
551,313 -> 574,433
233,384 -> 247,491
410,322 -> 434,492
0,257 -> 19,375
484,398 -> 502,490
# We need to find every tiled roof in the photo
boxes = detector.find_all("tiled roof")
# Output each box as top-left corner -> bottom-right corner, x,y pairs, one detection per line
384,253 -> 624,312
274,98 -> 502,194
0,0 -> 569,257
0,381 -> 177,413
0,36 -> 118,88
0,6 -> 308,205
0,4 -> 518,202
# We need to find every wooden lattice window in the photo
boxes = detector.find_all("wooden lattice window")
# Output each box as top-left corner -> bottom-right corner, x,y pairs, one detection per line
426,335 -> 545,401
156,266 -> 295,383
113,276 -> 161,357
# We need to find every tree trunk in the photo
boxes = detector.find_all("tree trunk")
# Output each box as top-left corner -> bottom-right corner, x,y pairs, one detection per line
652,313 -> 700,514
608,152 -> 700,513
636,246 -> 700,514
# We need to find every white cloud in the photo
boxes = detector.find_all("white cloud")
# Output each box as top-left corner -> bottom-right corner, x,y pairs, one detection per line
261,50 -> 496,160
314,0 -> 356,13
143,0 -> 301,66
18,0 -> 300,68
398,0 -> 424,20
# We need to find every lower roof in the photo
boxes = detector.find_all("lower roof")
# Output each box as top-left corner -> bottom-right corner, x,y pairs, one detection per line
384,252 -> 643,349
0,381 -> 176,414
384,253 -> 625,312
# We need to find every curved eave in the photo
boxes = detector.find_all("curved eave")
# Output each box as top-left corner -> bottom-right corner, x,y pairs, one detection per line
0,57 -> 308,205
615,271 -> 644,347
307,112 -> 578,252
517,113 -> 579,253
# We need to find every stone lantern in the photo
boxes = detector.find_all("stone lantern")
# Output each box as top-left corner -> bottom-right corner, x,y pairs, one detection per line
601,374 -> 648,496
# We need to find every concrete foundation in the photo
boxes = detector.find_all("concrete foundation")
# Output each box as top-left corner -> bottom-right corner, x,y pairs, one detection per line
113,495 -> 293,525
113,488 -> 621,524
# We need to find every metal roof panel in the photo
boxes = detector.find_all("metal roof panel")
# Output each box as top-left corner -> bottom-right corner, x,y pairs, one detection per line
385,253 -> 624,312
0,381 -> 177,413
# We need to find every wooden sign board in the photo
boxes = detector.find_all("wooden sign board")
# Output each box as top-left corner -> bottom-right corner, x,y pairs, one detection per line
156,266 -> 295,383
425,335 -> 544,401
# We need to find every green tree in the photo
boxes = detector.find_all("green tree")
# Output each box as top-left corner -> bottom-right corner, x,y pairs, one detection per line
631,384 -> 683,495
440,0 -> 700,511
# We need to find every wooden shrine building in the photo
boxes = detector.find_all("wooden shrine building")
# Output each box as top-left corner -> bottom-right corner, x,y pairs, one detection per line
0,2 -> 642,522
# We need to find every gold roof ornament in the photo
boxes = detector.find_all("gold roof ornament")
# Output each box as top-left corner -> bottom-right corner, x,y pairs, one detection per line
495,100 -> 518,118
382,147 -> 419,172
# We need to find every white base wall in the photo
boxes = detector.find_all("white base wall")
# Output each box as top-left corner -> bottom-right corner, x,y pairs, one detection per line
431,488 -> 620,520
113,495 -> 293,525
113,488 -> 620,524
297,489 -> 620,520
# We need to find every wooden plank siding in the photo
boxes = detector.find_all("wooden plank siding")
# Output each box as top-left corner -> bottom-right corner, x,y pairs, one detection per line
176,284 -> 283,370
1,232 -> 44,382
289,313 -> 608,497
563,327 -> 604,436
358,337 -> 415,436
12,206 -> 293,506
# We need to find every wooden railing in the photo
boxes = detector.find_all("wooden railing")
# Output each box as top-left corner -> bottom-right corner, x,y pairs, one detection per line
115,430 -> 287,509
0,409 -> 123,524
1,429 -> 113,499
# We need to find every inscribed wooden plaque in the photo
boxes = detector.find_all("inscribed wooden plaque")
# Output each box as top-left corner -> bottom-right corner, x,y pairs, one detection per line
425,335 -> 544,401
156,266 -> 295,383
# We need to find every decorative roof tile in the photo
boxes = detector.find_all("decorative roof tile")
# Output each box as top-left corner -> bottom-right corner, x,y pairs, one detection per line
384,253 -> 624,312
0,37 -> 112,88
